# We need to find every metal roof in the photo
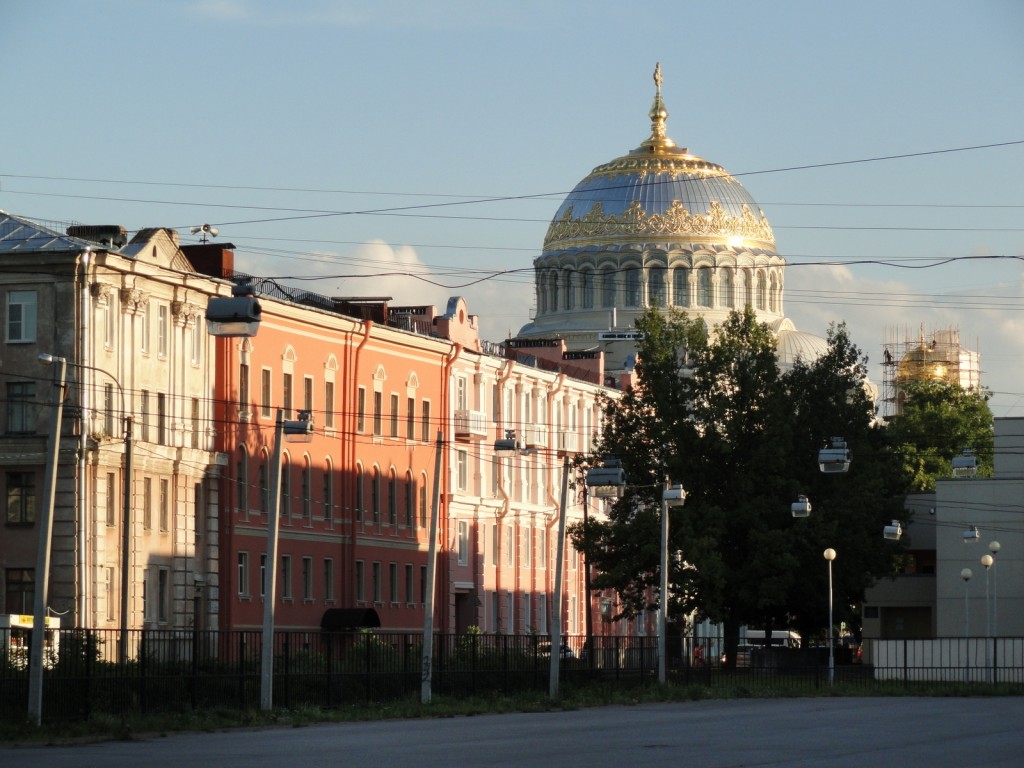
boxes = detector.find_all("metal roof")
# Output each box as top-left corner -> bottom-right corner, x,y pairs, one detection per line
0,210 -> 90,254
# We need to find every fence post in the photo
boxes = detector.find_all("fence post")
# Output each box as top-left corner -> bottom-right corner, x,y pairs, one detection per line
238,632 -> 246,711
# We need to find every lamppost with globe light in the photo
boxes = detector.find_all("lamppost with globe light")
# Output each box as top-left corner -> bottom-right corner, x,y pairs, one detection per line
823,548 -> 837,686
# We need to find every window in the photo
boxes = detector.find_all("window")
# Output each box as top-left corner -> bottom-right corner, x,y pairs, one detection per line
523,527 -> 531,567
406,397 -> 415,440
281,554 -> 292,599
143,477 -> 152,530
421,400 -> 431,442
105,472 -> 116,527
355,466 -> 364,523
372,562 -> 382,603
103,383 -> 115,436
280,458 -> 290,517
260,554 -> 267,598
322,467 -> 333,521
404,473 -> 415,527
355,560 -> 365,602
140,300 -> 150,353
538,594 -> 547,634
5,472 -> 36,525
159,479 -> 169,532
6,382 -> 34,434
6,290 -> 37,343
104,566 -> 115,622
157,568 -> 169,623
505,525 -> 514,567
356,387 -> 366,433
301,460 -> 312,522
405,564 -> 414,604
5,568 -> 33,614
261,369 -> 272,418
624,267 -> 641,306
389,562 -> 398,603
282,373 -> 293,419
191,318 -> 202,364
371,468 -> 381,524
419,482 -> 427,527
673,267 -> 690,307
237,552 -> 249,596
157,393 -> 167,445
420,565 -> 427,604
373,391 -> 382,436
239,363 -> 250,414
324,381 -> 335,429
102,299 -> 113,349
303,375 -> 313,413
388,470 -> 397,525
457,520 -> 469,565
157,304 -> 168,357
324,558 -> 335,601
303,557 -> 313,600
648,266 -> 666,307
456,449 -> 468,491
524,593 -> 532,633
601,267 -> 615,308
140,390 -> 150,442
697,268 -> 712,307
191,397 -> 200,449
581,269 -> 594,308
259,460 -> 269,515
390,393 -> 399,437
538,528 -> 546,569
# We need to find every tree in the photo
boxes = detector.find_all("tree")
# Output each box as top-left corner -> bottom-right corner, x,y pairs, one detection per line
884,379 -> 994,492
572,308 -> 905,662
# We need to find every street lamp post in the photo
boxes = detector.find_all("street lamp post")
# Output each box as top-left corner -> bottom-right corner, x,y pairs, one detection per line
960,567 -> 972,682
823,548 -> 836,687
27,354 -> 67,725
988,541 -> 1001,637
981,552 -> 994,683
660,483 -> 686,685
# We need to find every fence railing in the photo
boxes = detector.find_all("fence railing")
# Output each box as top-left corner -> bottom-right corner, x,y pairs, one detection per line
3,629 -> 1023,723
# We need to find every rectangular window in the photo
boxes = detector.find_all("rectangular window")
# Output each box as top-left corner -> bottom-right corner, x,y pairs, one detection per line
239,362 -> 250,414
140,300 -> 150,353
157,568 -> 169,623
5,471 -> 36,525
405,564 -> 414,604
105,472 -> 117,527
260,368 -> 272,418
191,397 -> 201,449
404,476 -> 414,527
355,560 -> 365,602
523,527 -> 531,568
159,478 -> 170,532
282,373 -> 293,418
303,557 -> 313,600
372,391 -> 382,436
322,470 -> 333,521
191,319 -> 202,365
143,477 -> 152,530
6,381 -> 34,434
421,400 -> 431,442
457,520 -> 469,565
157,393 -> 167,445
324,381 -> 335,429
301,464 -> 312,522
102,300 -> 113,349
157,304 -> 168,357
6,290 -> 37,343
140,390 -> 150,442
103,383 -> 115,436
4,568 -> 34,615
505,525 -> 514,568
420,565 -> 427,604
456,449 -> 468,491
259,463 -> 269,515
538,528 -> 546,570
303,376 -> 313,414
237,553 -> 249,596
389,562 -> 398,603
324,558 -> 335,601
356,387 -> 366,433
419,484 -> 428,528
281,554 -> 292,599
406,397 -> 415,440
389,393 -> 399,438
372,562 -> 382,603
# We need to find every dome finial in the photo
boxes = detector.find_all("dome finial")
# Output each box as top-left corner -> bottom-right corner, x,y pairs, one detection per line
643,62 -> 675,151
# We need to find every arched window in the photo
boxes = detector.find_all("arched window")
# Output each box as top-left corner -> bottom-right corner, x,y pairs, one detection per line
301,457 -> 312,522
388,468 -> 398,525
323,458 -> 334,522
547,271 -> 558,314
259,452 -> 270,515
624,267 -> 641,306
769,272 -> 779,312
405,471 -> 415,527
279,456 -> 290,518
563,269 -> 575,310
756,271 -> 767,310
720,268 -> 735,308
647,267 -> 666,307
355,465 -> 364,523
601,266 -> 616,307
372,467 -> 381,524
696,268 -> 712,307
742,269 -> 753,308
236,446 -> 248,514
673,267 -> 689,307
581,269 -> 594,308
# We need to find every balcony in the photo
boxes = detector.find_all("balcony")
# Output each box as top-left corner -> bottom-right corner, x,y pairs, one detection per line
524,426 -> 548,450
453,409 -> 487,440
554,431 -> 577,453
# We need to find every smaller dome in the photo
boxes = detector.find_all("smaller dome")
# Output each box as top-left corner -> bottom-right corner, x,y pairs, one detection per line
776,329 -> 829,369
897,344 -> 955,384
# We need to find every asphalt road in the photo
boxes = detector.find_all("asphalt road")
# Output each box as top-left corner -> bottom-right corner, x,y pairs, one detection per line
3,697 -> 1023,767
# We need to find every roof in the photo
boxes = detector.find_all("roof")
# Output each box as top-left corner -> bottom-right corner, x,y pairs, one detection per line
0,210 -> 92,254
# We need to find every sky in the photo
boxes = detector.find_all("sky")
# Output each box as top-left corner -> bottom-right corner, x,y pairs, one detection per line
2,0 -> 1023,417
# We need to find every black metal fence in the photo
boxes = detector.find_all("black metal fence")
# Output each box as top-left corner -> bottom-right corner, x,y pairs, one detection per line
3,629 -> 1024,723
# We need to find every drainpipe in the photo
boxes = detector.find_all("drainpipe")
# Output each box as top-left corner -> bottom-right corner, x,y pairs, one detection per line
545,374 -> 566,631
346,320 -> 373,605
77,248 -> 92,625
437,343 -> 461,632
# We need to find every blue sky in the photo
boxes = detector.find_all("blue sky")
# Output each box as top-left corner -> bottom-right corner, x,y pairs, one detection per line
2,0 -> 1023,416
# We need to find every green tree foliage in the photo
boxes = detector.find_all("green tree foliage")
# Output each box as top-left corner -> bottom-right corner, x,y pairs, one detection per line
571,308 -> 905,657
883,379 -> 994,491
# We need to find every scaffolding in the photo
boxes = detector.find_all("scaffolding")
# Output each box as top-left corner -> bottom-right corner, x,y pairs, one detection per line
880,325 -> 981,419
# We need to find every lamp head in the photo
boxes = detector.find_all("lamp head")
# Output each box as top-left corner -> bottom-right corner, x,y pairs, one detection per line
823,547 -> 837,561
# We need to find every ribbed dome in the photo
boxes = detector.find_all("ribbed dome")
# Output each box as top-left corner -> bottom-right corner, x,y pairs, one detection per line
543,66 -> 775,255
